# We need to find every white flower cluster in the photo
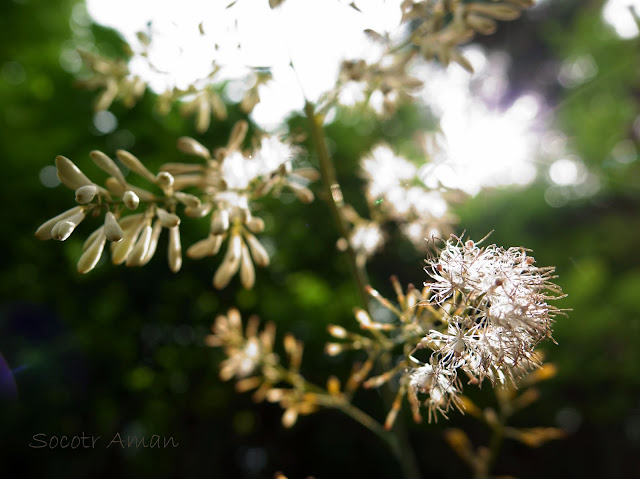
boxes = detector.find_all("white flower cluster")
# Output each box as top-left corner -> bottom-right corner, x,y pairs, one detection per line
423,236 -> 562,385
361,144 -> 452,249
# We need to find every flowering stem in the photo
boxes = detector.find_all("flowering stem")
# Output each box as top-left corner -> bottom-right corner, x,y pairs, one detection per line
304,101 -> 421,479
304,101 -> 370,309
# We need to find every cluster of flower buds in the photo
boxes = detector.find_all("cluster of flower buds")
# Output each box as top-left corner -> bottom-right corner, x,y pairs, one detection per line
36,121 -> 316,289
78,34 -> 273,133
326,235 -> 562,425
400,0 -> 533,72
336,53 -> 423,114
206,309 -> 322,428
77,50 -> 146,111
360,144 -> 456,250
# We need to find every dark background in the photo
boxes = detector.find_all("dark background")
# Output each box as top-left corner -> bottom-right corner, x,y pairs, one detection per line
1,0 -> 639,477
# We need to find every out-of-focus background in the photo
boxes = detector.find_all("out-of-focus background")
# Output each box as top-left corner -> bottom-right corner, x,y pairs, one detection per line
1,0 -> 639,477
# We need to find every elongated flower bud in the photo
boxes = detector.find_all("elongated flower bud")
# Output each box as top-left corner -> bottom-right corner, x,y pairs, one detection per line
56,155 -> 92,190
116,150 -> 157,183
90,150 -> 126,185
240,242 -> 255,289
210,209 -> 229,235
35,206 -> 84,240
83,226 -> 104,251
228,232 -> 242,262
227,120 -> 248,152
246,217 -> 265,234
104,211 -> 124,242
174,191 -> 201,208
466,13 -> 497,34
111,214 -> 145,265
126,224 -> 153,266
156,208 -> 180,228
184,202 -> 212,218
77,230 -> 107,274
186,235 -> 222,259
51,210 -> 86,241
176,137 -> 211,159
140,219 -> 162,266
213,252 -> 241,290
168,225 -> 182,273
467,3 -> 520,21
75,185 -> 98,204
123,190 -> 140,210
245,232 -> 270,267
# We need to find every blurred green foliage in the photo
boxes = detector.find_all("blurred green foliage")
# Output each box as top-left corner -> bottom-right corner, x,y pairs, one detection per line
1,0 -> 639,478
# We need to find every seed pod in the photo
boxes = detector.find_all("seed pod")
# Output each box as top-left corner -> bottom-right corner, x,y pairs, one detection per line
176,137 -> 211,159
56,155 -> 93,190
156,208 -> 180,228
174,191 -> 201,208
111,214 -> 145,265
104,212 -> 124,242
51,210 -> 86,241
246,216 -> 265,234
116,150 -> 157,183
210,209 -> 229,235
140,219 -> 163,266
239,242 -> 255,289
123,190 -> 140,210
35,206 -> 85,240
186,234 -> 222,259
75,184 -> 98,204
77,230 -> 107,274
90,150 -> 127,185
126,224 -> 153,267
168,225 -> 182,273
245,232 -> 270,267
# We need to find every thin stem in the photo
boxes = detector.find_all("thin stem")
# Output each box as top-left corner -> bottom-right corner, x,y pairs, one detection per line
304,101 -> 370,310
304,101 -> 422,479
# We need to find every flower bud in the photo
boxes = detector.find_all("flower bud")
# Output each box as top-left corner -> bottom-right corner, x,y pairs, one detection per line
75,185 -> 98,204
246,216 -> 265,234
123,190 -> 140,210
90,150 -> 126,185
111,214 -> 145,265
77,230 -> 107,274
126,224 -> 153,267
174,191 -> 201,208
176,137 -> 211,159
168,225 -> 182,273
140,219 -> 162,266
35,206 -> 85,240
56,155 -> 92,190
186,235 -> 222,259
116,150 -> 157,183
245,233 -> 270,267
184,202 -> 212,218
240,242 -> 255,289
104,211 -> 124,242
213,251 -> 241,290
156,171 -> 174,189
156,208 -> 181,228
51,210 -> 86,241
210,209 -> 229,235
